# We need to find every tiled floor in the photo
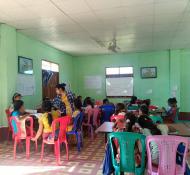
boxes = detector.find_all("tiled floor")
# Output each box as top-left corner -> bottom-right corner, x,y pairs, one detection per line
0,135 -> 105,175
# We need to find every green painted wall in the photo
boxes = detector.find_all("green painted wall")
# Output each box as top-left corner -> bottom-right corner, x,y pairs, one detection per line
74,51 -> 170,107
180,49 -> 190,112
0,24 -> 74,126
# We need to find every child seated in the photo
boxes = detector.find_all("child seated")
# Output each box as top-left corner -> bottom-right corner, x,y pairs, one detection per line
9,93 -> 22,113
11,100 -> 29,137
163,97 -> 178,122
67,98 -> 82,131
31,100 -> 56,142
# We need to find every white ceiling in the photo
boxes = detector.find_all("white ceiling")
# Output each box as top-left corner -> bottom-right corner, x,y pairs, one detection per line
0,0 -> 190,56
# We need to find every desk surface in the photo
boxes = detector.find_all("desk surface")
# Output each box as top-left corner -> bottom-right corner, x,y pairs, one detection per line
95,122 -> 114,133
95,122 -> 190,137
168,123 -> 190,137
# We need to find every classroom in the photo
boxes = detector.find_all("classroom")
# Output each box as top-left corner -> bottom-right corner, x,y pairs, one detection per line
0,0 -> 190,175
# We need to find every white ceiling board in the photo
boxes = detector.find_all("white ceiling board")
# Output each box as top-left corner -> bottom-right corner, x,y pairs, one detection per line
52,0 -> 91,14
155,1 -> 188,15
121,0 -> 154,6
0,0 -> 190,55
85,0 -> 121,10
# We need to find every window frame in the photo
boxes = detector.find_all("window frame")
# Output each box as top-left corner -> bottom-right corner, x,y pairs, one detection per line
42,59 -> 59,72
105,66 -> 134,78
105,66 -> 134,98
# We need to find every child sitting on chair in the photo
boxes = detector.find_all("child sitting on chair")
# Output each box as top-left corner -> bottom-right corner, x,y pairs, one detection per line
31,100 -> 55,142
67,98 -> 82,131
11,100 -> 30,137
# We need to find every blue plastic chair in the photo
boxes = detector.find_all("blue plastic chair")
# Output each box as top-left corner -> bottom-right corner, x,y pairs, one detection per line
67,112 -> 83,152
100,105 -> 115,123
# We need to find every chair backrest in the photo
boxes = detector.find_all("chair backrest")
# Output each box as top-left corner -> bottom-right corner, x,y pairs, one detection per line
110,115 -> 125,122
146,135 -> 189,175
86,108 -> 94,124
52,116 -> 70,142
150,115 -> 163,124
93,106 -> 100,126
72,112 -> 83,131
101,105 -> 115,122
109,132 -> 146,174
127,105 -> 139,111
10,116 -> 34,138
5,109 -> 11,128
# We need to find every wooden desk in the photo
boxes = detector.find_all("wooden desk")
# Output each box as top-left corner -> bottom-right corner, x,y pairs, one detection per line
168,123 -> 190,137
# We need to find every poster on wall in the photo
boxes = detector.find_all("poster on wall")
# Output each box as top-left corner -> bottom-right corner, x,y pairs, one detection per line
84,76 -> 102,89
16,74 -> 35,96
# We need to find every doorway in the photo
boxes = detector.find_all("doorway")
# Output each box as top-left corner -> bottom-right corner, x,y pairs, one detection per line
42,60 -> 59,100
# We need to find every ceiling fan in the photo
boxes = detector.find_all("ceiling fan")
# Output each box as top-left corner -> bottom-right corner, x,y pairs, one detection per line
92,37 -> 120,53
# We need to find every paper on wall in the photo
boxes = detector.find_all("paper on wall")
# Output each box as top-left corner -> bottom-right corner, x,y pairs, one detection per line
84,76 -> 102,89
16,74 -> 35,96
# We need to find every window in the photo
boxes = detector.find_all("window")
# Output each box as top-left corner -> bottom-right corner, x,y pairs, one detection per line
42,60 -> 59,72
105,66 -> 134,97
106,67 -> 133,77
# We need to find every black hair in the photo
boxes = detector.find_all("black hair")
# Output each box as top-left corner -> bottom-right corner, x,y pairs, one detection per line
139,104 -> 149,115
103,98 -> 109,104
14,100 -> 24,111
142,99 -> 151,107
168,97 -> 178,107
56,83 -> 66,91
130,96 -> 137,104
115,103 -> 126,115
138,115 -> 161,135
42,100 -> 53,127
126,112 -> 137,132
74,98 -> 82,111
12,93 -> 21,103
83,97 -> 91,107
85,98 -> 94,108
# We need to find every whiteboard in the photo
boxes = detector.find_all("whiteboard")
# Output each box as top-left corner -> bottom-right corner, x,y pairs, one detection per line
106,77 -> 133,96
84,76 -> 102,89
16,74 -> 35,96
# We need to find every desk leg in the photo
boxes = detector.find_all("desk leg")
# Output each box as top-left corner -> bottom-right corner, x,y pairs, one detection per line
104,133 -> 108,143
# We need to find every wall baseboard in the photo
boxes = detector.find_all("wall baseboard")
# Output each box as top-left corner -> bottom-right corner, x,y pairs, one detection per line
0,127 -> 8,141
179,112 -> 190,120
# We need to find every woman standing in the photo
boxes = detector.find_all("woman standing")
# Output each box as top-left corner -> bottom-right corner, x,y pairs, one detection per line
53,83 -> 74,116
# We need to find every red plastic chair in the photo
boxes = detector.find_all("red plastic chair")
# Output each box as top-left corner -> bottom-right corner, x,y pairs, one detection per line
93,106 -> 101,128
82,108 -> 94,140
41,116 -> 70,165
146,135 -> 189,175
5,109 -> 12,140
110,115 -> 125,122
10,116 -> 37,159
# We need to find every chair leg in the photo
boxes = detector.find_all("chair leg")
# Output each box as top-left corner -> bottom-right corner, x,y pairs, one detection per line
55,141 -> 61,165
26,138 -> 30,159
40,142 -> 44,163
90,126 -> 94,140
13,139 -> 17,159
65,141 -> 69,161
76,133 -> 80,152
35,140 -> 38,152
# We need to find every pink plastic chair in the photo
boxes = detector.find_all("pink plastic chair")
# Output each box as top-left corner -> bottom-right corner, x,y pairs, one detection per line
110,115 -> 125,122
5,109 -> 13,140
93,106 -> 100,128
41,116 -> 70,165
10,116 -> 37,159
82,108 -> 94,140
146,135 -> 189,175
